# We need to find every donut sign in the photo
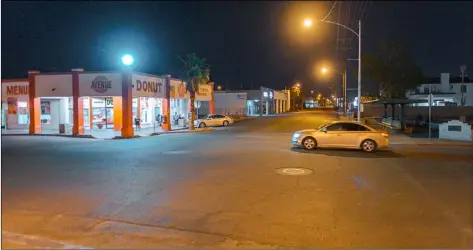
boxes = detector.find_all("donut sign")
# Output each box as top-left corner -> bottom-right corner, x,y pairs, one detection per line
132,73 -> 166,98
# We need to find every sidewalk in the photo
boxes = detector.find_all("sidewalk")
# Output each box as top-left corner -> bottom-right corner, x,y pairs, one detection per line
2,126 -> 215,140
389,134 -> 473,147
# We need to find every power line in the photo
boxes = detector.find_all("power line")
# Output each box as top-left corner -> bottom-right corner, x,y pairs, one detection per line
321,1 -> 337,21
335,1 -> 342,59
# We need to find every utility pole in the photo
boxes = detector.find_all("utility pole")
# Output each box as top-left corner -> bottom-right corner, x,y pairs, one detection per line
460,65 -> 467,106
343,69 -> 347,114
429,84 -> 432,141
357,20 -> 362,122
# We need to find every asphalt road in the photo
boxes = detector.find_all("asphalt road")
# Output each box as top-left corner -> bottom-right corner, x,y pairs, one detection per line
2,110 -> 473,248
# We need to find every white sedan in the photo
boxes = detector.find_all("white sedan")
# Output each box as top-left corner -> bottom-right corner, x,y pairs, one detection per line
194,114 -> 234,128
292,121 -> 389,152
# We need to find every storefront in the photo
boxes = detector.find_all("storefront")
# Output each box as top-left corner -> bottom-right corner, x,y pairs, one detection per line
1,80 -> 30,130
2,69 -> 214,137
132,73 -> 166,129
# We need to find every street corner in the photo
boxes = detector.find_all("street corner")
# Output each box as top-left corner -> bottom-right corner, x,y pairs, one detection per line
2,231 -> 93,249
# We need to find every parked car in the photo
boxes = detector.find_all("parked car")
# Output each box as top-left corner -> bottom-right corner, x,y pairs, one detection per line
292,121 -> 389,152
194,114 -> 234,128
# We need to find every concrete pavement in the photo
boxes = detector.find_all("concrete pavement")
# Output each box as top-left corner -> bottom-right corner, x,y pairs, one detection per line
2,110 -> 472,248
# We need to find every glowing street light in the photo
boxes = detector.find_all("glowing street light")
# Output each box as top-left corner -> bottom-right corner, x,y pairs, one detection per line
321,67 -> 347,114
303,19 -> 313,27
121,54 -> 134,66
217,85 -> 222,90
302,17 -> 362,121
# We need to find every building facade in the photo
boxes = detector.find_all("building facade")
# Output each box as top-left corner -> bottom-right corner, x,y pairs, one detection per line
206,88 -> 290,116
1,69 -> 215,137
406,73 -> 473,106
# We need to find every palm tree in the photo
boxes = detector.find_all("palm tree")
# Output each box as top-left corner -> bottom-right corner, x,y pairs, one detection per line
178,53 -> 210,130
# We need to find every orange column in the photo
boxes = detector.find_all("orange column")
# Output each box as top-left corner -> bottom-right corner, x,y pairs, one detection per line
209,82 -> 215,114
72,69 -> 84,135
113,96 -> 122,131
28,70 -> 41,134
161,75 -> 171,131
121,70 -> 134,137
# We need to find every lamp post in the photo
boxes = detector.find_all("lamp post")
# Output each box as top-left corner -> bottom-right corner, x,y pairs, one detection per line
460,65 -> 467,106
291,82 -> 301,111
305,19 -> 361,121
321,67 -> 347,114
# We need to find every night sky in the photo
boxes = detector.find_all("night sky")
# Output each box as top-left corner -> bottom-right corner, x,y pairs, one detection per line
2,1 -> 472,96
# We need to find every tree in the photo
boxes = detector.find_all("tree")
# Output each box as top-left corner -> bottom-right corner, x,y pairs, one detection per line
362,40 -> 424,99
178,53 -> 210,130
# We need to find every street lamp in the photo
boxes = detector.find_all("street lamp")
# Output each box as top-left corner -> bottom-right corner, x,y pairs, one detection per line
304,19 -> 313,27
121,54 -> 134,66
217,85 -> 222,91
321,67 -> 347,114
305,19 -> 362,121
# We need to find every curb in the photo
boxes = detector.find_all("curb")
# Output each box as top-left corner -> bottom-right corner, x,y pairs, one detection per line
1,134 -> 96,139
416,143 -> 473,148
157,128 -> 216,134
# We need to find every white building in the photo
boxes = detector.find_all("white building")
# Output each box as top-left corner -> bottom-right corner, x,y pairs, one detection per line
407,73 -> 473,106
201,88 -> 290,116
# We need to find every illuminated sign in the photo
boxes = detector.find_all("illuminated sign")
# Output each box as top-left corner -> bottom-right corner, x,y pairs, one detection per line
91,76 -> 112,94
136,80 -> 163,94
6,85 -> 28,96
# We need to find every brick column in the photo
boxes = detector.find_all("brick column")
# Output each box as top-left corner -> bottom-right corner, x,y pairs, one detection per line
121,70 -> 134,137
209,82 -> 215,114
161,75 -> 171,131
28,70 -> 41,134
72,68 -> 85,135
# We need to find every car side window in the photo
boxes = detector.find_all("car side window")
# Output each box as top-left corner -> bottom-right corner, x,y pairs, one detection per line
342,123 -> 369,131
326,123 -> 345,131
216,115 -> 224,119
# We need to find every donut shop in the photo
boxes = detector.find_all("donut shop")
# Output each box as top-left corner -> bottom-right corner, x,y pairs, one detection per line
1,69 -> 215,137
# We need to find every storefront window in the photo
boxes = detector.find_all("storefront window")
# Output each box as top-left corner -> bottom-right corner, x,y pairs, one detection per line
132,98 -> 138,120
92,98 -> 106,129
17,101 -> 29,124
41,101 -> 51,124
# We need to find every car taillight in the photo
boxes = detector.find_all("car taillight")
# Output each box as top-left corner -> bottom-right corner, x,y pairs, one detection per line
381,132 -> 389,138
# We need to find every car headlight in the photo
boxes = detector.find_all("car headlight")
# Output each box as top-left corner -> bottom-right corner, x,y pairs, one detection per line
293,133 -> 301,138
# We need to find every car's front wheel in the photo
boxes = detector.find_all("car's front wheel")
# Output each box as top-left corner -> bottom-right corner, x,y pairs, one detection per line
361,139 -> 377,153
223,120 -> 229,126
302,137 -> 317,150
199,122 -> 206,128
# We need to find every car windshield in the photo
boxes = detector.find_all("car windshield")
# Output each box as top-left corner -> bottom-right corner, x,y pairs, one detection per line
316,124 -> 326,130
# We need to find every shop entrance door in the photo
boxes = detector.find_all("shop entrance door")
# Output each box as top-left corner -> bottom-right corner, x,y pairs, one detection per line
105,98 -> 114,129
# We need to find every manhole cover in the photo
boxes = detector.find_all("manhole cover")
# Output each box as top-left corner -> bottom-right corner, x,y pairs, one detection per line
275,168 -> 313,176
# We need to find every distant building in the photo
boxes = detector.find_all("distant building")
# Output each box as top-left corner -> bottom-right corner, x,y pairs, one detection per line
201,88 -> 291,116
406,73 -> 473,106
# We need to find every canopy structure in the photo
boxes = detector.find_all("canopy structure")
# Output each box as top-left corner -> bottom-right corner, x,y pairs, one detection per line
364,99 -> 428,130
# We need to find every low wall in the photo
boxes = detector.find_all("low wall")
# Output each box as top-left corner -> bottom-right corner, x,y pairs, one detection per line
362,105 -> 473,124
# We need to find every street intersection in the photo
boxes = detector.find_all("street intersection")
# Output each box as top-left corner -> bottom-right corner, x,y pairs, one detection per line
2,110 -> 472,248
